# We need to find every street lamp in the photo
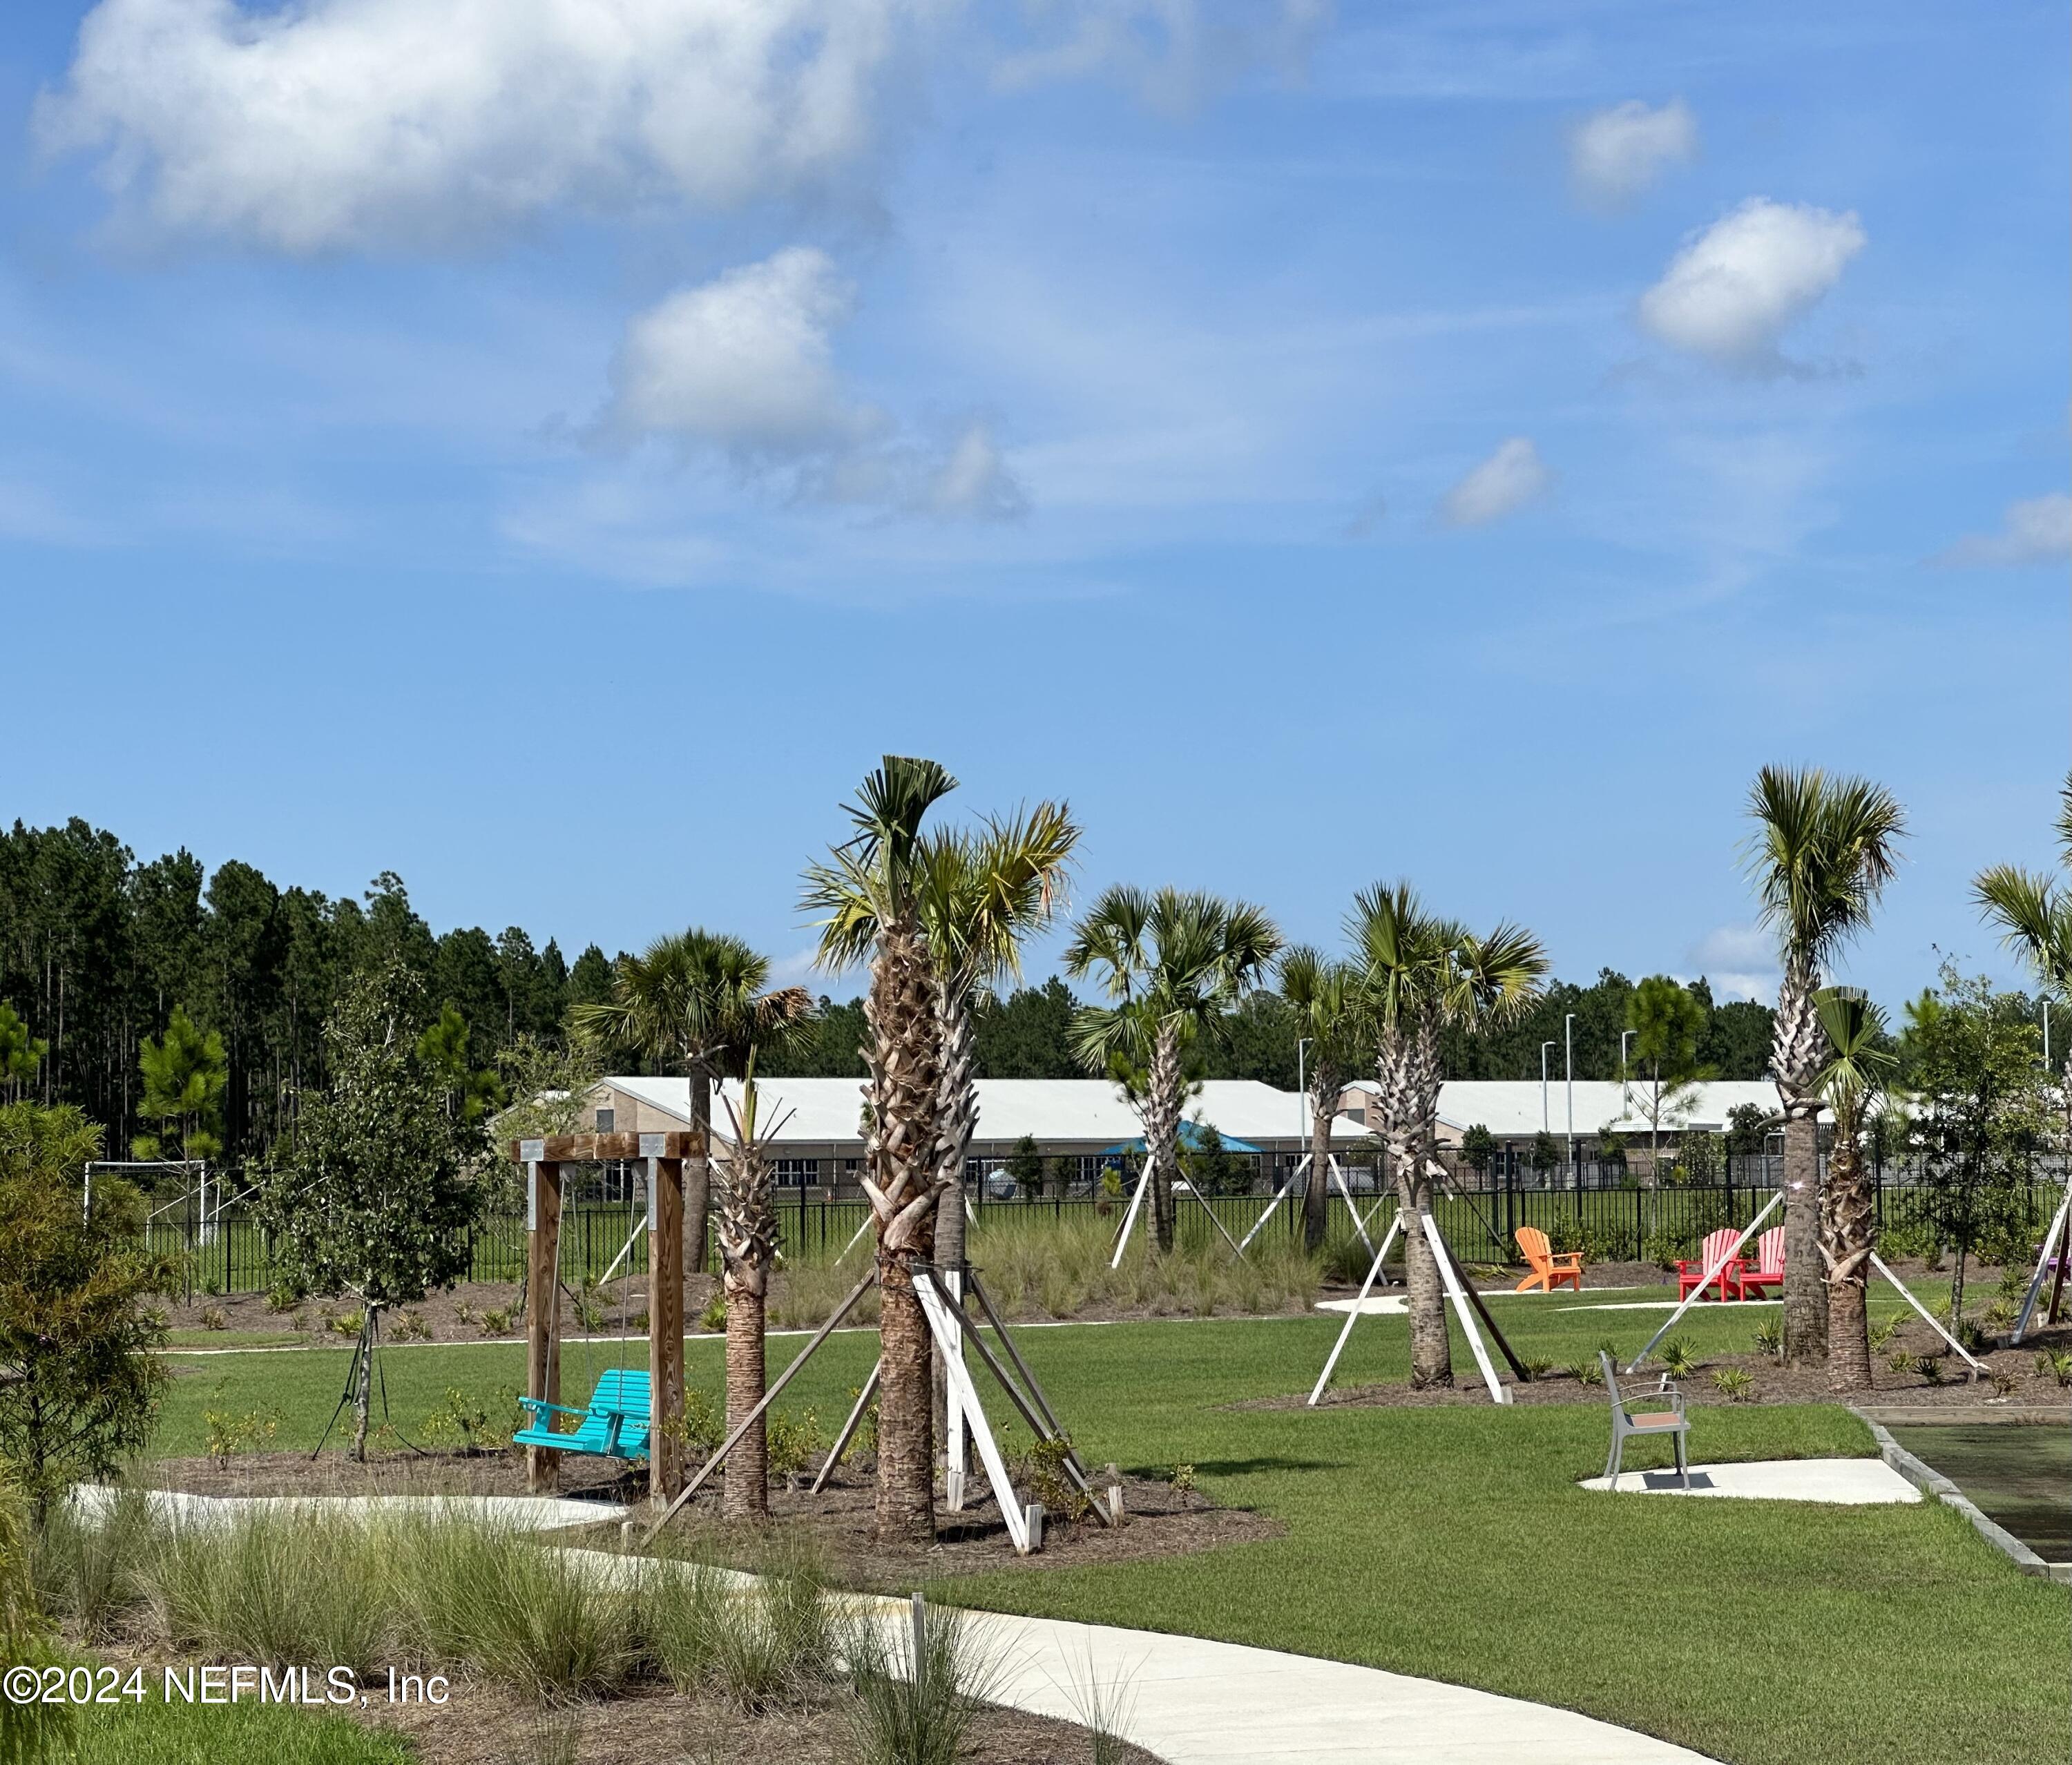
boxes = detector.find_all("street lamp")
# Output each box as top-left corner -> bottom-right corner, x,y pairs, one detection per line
1564,1013 -> 1576,1190
1620,1030 -> 1635,1118
1540,1041 -> 1555,1133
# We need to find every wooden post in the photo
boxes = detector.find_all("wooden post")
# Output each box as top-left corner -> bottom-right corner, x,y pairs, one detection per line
523,1152 -> 563,1493
646,1141 -> 686,1501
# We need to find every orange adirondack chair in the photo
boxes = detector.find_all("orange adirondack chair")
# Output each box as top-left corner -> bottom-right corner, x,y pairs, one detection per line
1734,1226 -> 1786,1299
1515,1226 -> 1584,1293
1677,1227 -> 1746,1302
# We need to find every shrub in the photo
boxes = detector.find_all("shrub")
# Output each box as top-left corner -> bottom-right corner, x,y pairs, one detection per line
479,1307 -> 511,1336
1751,1316 -> 1783,1356
1519,1355 -> 1554,1380
698,1294 -> 728,1333
766,1409 -> 825,1484
265,1280 -> 305,1313
1656,1337 -> 1700,1378
419,1387 -> 519,1453
1564,1359 -> 1604,1386
198,1306 -> 229,1331
1867,1314 -> 1902,1353
1988,1369 -> 2020,1399
1169,1464 -> 1197,1496
390,1309 -> 430,1342
329,1308 -> 366,1338
2034,1349 -> 2072,1388
203,1402 -> 278,1467
1019,1435 -> 1091,1522
1711,1369 -> 1754,1402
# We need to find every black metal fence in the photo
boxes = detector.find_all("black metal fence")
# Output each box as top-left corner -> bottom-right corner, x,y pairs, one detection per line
150,1160 -> 2064,1298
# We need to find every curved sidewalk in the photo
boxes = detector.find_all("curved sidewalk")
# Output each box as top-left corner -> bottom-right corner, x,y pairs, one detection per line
961,1608 -> 1716,1765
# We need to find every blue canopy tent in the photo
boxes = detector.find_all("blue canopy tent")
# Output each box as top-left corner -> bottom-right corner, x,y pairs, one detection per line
1101,1121 -> 1263,1157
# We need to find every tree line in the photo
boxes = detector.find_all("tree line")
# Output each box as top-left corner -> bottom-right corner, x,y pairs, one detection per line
1,815 -> 1780,1170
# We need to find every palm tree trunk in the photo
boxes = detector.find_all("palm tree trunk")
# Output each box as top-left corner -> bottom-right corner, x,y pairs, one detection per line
865,917 -> 943,1545
1148,1025 -> 1181,1253
1781,1106 -> 1828,1364
687,1059 -> 713,1277
721,1273 -> 767,1519
930,983 -> 977,1489
1772,965 -> 1828,1366
1384,1025 -> 1450,1387
1821,1119 -> 1874,1393
1303,1063 -> 1334,1254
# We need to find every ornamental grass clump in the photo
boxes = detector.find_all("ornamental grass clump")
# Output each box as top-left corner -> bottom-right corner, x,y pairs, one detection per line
30,1488 -> 155,1642
844,1598 -> 999,1765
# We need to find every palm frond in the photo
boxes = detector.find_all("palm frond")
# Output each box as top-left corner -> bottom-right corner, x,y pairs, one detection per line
1974,862 -> 2072,999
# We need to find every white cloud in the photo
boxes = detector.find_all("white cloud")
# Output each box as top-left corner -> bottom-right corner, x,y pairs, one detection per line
36,0 -> 917,251
995,0 -> 1330,114
601,248 -> 1023,521
1438,437 -> 1550,528
606,248 -> 865,456
1688,924 -> 1778,1005
1569,99 -> 1696,205
1637,198 -> 1865,371
1935,492 -> 2072,568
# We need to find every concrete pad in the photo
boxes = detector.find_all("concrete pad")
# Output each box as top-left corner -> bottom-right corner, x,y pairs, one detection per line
1315,1294 -> 1408,1315
73,1487 -> 623,1530
1579,1457 -> 1921,1505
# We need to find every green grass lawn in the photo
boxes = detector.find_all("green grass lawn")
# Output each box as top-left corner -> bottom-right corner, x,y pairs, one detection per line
72,1695 -> 412,1764
146,1285 -> 2068,1765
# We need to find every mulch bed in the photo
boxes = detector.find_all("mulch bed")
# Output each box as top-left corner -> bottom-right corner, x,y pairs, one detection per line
135,1451 -> 1281,1584
1243,1313 -> 2072,1411
620,1464 -> 1280,1588
361,1676 -> 1167,1765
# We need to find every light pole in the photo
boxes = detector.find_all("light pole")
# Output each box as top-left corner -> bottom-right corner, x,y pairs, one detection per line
1564,1012 -> 1576,1190
1296,1038 -> 1312,1191
1620,1029 -> 1635,1119
1540,1041 -> 1554,1133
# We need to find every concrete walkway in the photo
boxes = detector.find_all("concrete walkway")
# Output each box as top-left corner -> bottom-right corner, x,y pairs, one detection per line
79,1486 -> 1712,1762
73,1485 -> 623,1531
1579,1457 -> 1920,1505
959,1608 -> 1716,1764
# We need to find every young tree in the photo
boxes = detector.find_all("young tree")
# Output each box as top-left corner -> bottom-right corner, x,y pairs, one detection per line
800,757 -> 959,1543
1900,971 -> 2048,1328
260,964 -> 488,1459
1744,765 -> 1906,1365
0,1103 -> 171,1512
1973,771 -> 2072,1219
131,1003 -> 227,1162
1459,1123 -> 1497,1184
1347,883 -> 1547,1387
1530,1130 -> 1562,1186
415,1004 -> 507,1122
1065,887 -> 1282,1254
713,1065 -> 780,1520
0,1003 -> 45,1104
1814,988 -> 1897,1392
572,932 -> 814,1274
1626,976 -> 1711,1228
1004,1134 -> 1044,1196
1278,947 -> 1365,1251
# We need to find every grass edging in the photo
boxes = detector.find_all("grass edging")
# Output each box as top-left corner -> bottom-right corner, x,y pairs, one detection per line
1850,1408 -> 2069,1585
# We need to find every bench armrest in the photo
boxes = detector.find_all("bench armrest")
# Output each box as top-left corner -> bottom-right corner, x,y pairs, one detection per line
517,1397 -> 586,1420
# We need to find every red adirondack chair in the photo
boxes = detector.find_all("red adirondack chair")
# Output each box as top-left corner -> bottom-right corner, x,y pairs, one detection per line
1677,1227 -> 1745,1302
1733,1227 -> 1785,1300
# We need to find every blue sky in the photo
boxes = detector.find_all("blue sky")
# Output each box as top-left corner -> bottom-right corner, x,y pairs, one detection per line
2,0 -> 2066,1007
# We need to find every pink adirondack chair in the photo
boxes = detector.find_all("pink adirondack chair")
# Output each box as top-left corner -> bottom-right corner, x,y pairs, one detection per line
1734,1227 -> 1785,1300
1677,1228 -> 1745,1302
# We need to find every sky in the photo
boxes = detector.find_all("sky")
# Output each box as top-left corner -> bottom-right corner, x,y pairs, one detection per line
1,0 -> 2067,1010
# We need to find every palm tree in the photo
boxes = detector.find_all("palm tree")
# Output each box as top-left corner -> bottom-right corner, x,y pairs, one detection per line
1973,770 -> 2072,1153
1744,766 -> 1906,1366
913,806 -> 1080,1290
1064,887 -> 1282,1253
1347,883 -> 1546,1388
571,930 -> 814,1278
799,756 -> 960,1543
713,1060 -> 780,1518
1278,947 -> 1363,1253
1813,988 -> 1896,1393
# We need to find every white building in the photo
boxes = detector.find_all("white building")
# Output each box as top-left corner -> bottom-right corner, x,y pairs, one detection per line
1339,1077 -> 1782,1177
580,1074 -> 1374,1193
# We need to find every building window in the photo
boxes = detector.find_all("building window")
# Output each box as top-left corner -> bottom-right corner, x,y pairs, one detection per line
774,1159 -> 820,1188
595,1108 -> 615,1133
